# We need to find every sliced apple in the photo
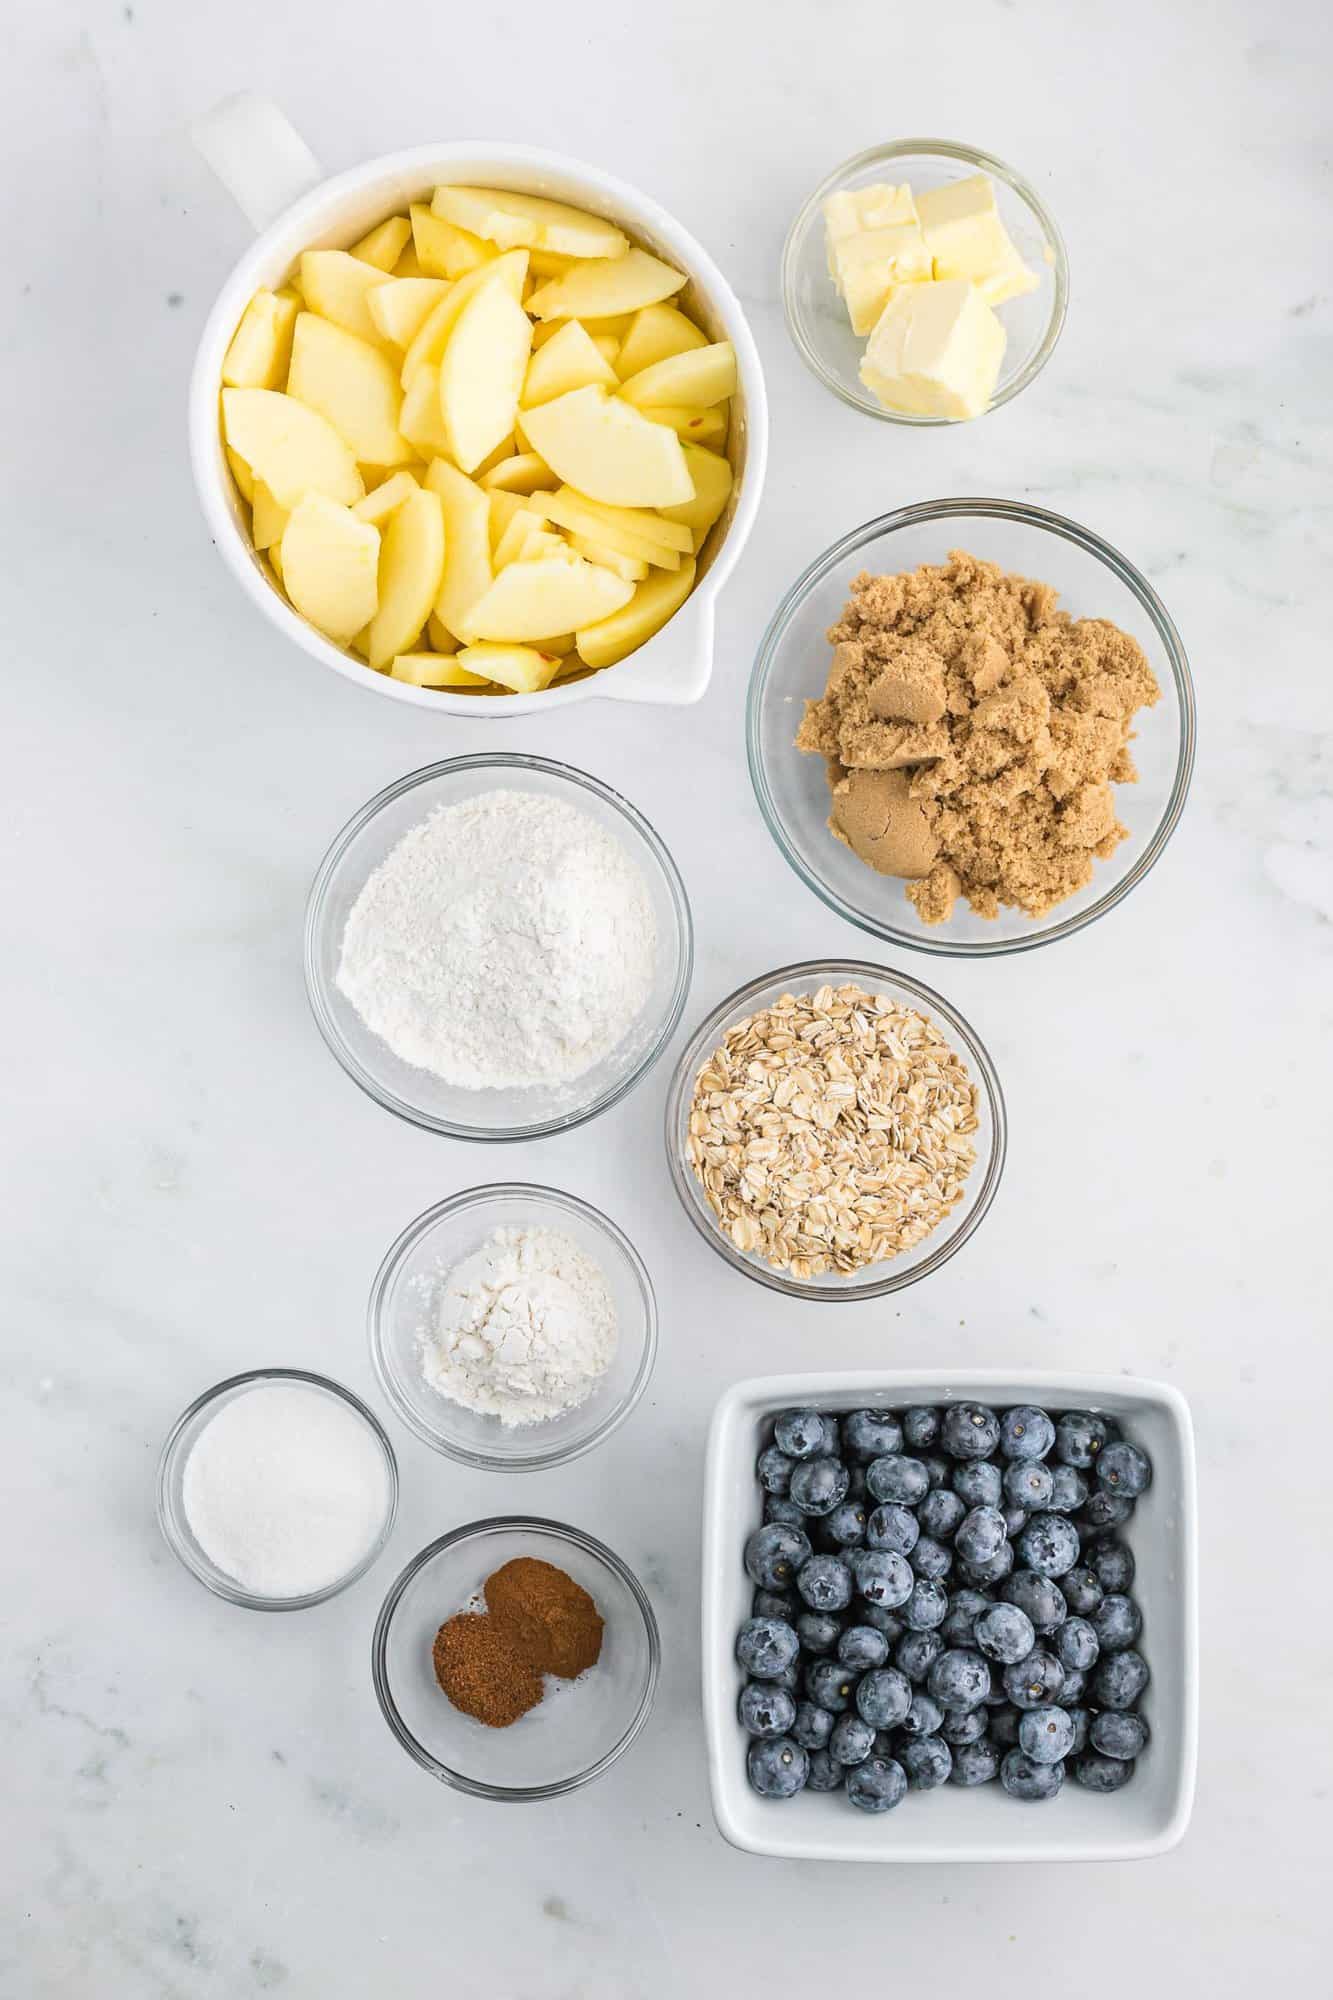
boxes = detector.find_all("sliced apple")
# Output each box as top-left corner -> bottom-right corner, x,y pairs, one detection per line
410,202 -> 497,280
393,242 -> 425,279
576,557 -> 696,669
518,387 -> 693,507
474,434 -> 518,478
400,249 -> 528,387
431,186 -> 628,261
516,526 -> 570,563
619,340 -> 736,410
531,489 -> 681,569
521,319 -> 618,407
297,251 -> 396,346
353,469 -> 421,527
566,532 -> 648,582
487,488 -> 531,550
349,215 -> 412,272
366,487 -> 447,669
424,460 -> 493,641
222,389 -> 364,510
438,278 -> 532,474
427,612 -> 459,653
280,493 -> 380,644
250,480 -> 289,550
614,302 -> 708,381
226,447 -> 255,504
391,651 -> 489,687
550,488 -> 692,554
455,642 -> 563,693
397,365 -> 454,459
492,506 -> 545,569
287,313 -> 412,467
641,403 -> 728,449
222,288 -> 300,390
459,553 -> 632,642
660,443 -> 734,548
366,277 -> 451,349
526,247 -> 688,323
481,450 -> 556,495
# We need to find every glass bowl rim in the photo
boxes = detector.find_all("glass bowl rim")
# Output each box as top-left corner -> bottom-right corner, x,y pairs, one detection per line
747,496 -> 1197,958
370,1514 -> 662,1800
781,136 -> 1070,425
367,1181 -> 659,1470
663,956 -> 1007,1301
155,1367 -> 400,1611
303,752 -> 695,1140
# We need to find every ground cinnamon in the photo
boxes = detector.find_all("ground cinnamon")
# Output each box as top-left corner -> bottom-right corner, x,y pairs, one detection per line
432,1556 -> 604,1728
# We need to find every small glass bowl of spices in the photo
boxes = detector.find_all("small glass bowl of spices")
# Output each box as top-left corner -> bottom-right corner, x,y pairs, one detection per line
372,1517 -> 660,1799
157,1370 -> 398,1610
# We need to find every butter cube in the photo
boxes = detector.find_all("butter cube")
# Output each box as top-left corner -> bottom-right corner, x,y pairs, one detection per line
824,182 -> 918,245
915,174 -> 1038,308
859,279 -> 1007,421
833,223 -> 933,334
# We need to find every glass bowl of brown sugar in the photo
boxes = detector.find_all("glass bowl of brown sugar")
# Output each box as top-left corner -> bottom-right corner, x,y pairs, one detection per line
371,1517 -> 660,1799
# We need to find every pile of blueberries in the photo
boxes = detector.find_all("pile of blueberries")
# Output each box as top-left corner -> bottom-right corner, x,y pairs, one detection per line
737,1402 -> 1152,1811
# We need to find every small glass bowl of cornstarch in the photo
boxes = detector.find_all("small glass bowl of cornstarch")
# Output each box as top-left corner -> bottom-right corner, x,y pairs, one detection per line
369,1184 -> 658,1471
304,754 -> 693,1142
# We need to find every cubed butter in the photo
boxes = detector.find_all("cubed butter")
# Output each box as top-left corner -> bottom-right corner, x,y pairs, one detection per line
915,174 -> 1038,307
859,279 -> 1007,421
831,221 -> 933,335
823,183 -> 918,247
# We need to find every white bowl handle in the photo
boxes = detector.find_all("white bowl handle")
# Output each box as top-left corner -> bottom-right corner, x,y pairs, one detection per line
191,93 -> 323,233
599,595 -> 715,706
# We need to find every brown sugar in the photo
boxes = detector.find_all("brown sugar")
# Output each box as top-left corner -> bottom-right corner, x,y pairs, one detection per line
795,551 -> 1161,924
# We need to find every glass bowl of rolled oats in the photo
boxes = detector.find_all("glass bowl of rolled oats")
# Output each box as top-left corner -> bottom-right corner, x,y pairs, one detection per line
664,960 -> 1005,1300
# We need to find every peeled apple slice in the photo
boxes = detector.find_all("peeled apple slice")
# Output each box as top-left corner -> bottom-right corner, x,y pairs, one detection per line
424,460 -> 493,641
518,387 -> 693,508
458,554 -> 632,642
397,364 -> 454,459
481,451 -> 555,495
222,288 -> 300,389
618,340 -> 737,410
660,443 -> 733,547
492,506 -> 545,569
287,313 -> 412,467
531,489 -> 681,569
551,489 -> 692,554
640,403 -> 728,449
298,251 -> 395,346
250,480 -> 289,550
390,652 -> 489,687
455,642 -> 564,693
221,389 -> 364,510
438,279 -> 532,473
366,487 -> 447,669
521,319 -> 618,407
400,249 -> 528,387
575,557 -> 696,669
566,533 -> 648,582
431,186 -> 628,262
280,493 -> 380,644
352,468 -> 421,526
410,203 -> 497,279
526,249 -> 688,323
349,215 -> 412,272
614,302 -> 707,381
366,277 -> 451,349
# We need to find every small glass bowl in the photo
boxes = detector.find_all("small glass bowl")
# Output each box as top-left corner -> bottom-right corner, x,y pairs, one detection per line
782,138 -> 1068,424
372,1517 -> 660,1799
368,1183 -> 658,1471
156,1368 -> 399,1610
664,959 -> 1006,1302
749,499 -> 1196,956
304,754 -> 694,1141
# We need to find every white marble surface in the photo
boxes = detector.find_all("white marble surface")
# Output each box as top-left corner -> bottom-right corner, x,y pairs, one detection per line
7,2 -> 1332,1992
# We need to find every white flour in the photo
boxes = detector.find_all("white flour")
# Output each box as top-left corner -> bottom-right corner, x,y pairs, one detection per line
417,1226 -> 619,1427
335,790 -> 657,1090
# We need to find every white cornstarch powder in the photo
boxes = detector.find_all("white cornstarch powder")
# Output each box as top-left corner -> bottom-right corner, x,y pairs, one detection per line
335,790 -> 658,1090
181,1385 -> 391,1598
418,1226 -> 619,1427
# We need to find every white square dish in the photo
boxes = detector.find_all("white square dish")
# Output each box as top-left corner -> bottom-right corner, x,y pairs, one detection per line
702,1370 -> 1197,1863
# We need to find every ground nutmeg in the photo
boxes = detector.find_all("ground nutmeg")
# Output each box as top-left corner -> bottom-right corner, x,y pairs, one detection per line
432,1556 -> 604,1728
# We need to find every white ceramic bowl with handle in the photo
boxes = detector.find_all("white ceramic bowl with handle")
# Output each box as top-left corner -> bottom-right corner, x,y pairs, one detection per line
189,94 -> 768,716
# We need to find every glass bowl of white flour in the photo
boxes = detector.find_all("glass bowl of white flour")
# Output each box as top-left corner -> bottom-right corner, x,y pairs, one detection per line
368,1184 -> 658,1471
304,754 -> 693,1140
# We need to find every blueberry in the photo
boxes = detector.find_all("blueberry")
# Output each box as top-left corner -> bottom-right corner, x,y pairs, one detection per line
1073,1750 -> 1135,1793
739,1682 -> 797,1738
796,1553 -> 854,1613
1019,1705 -> 1075,1765
860,1604 -> 907,1643
940,1588 -> 992,1647
895,1629 -> 945,1683
1016,1516 -> 1081,1579
1002,1503 -> 1029,1539
1048,1466 -> 1088,1513
1091,1593 -> 1142,1654
952,1459 -> 1003,1508
796,1611 -> 842,1655
865,1454 -> 930,1506
900,1692 -> 945,1739
1096,1440 -> 1152,1499
942,1402 -> 1001,1460
1053,1616 -> 1099,1673
910,1536 -> 953,1582
974,1602 -> 1036,1665
1000,1748 -> 1064,1800
922,1452 -> 952,1491
950,1738 -> 1000,1786
1003,1650 -> 1066,1710
773,1408 -> 827,1459
1060,1667 -> 1088,1705
1055,1411 -> 1112,1469
1060,1565 -> 1104,1617
791,1700 -> 835,1750
955,1504 -> 1007,1567
806,1658 -> 857,1713
846,1756 -> 908,1813
789,1456 -> 851,1518
841,1410 -> 904,1462
865,1502 -> 919,1556
751,1588 -> 796,1622
819,1414 -> 841,1456
824,1501 -> 869,1549
744,1522 -> 812,1590
736,1617 -> 799,1679
747,1736 -> 808,1798
855,1667 -> 913,1730
851,1548 -> 914,1608
838,1624 -> 890,1672
1066,1707 -> 1091,1753
926,1647 -> 992,1710
902,1579 -> 949,1631
959,1544 -> 1015,1587
1088,1540 -> 1135,1593
1001,1570 -> 1068,1634
1090,1710 -> 1150,1760
805,1747 -> 845,1791
901,1735 -> 953,1789
1080,1491 -> 1133,1531
919,1489 -> 966,1541
829,1713 -> 876,1765
902,1405 -> 941,1449
1091,1649 -> 1149,1709
988,1703 -> 1022,1748
757,1445 -> 795,1495
999,1405 -> 1056,1462
1003,1460 -> 1054,1511
770,1660 -> 802,1694
939,1705 -> 989,1746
